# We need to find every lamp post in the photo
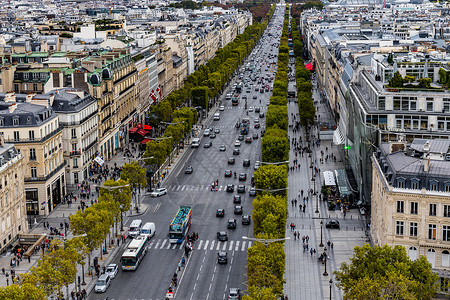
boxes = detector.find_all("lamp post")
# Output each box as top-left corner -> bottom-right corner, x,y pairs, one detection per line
329,278 -> 333,300
323,251 -> 328,276
320,220 -> 324,247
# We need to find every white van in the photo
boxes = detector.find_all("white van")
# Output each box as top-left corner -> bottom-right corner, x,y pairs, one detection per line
140,222 -> 156,240
191,138 -> 200,148
213,113 -> 220,120
128,219 -> 143,238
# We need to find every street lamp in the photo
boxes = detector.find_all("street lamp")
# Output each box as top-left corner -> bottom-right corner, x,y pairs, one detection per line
319,220 -> 324,247
323,251 -> 329,276
242,236 -> 290,246
329,278 -> 333,300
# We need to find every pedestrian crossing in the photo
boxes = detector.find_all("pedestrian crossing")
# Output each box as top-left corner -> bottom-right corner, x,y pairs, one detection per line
163,184 -> 246,192
146,238 -> 253,252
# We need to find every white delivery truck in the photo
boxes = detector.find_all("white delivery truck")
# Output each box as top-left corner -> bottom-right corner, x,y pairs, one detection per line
140,222 -> 156,241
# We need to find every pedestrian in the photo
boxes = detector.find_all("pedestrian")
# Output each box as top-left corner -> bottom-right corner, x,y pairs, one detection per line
293,231 -> 297,240
331,243 -> 334,250
28,255 -> 31,263
294,199 -> 297,206
327,240 -> 331,248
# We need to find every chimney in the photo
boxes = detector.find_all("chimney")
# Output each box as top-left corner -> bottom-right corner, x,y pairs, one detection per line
424,156 -> 431,172
4,92 -> 16,103
8,103 -> 17,113
26,93 -> 35,103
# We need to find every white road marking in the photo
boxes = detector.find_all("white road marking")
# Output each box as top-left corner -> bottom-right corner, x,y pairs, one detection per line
154,239 -> 161,249
204,240 -> 209,250
241,241 -> 246,251
177,185 -> 181,191
210,240 -> 215,250
160,239 -> 167,249
216,242 -> 221,251
228,241 -> 234,251
235,241 -> 240,251
181,185 -> 186,191
222,242 -> 227,251
198,240 -> 204,250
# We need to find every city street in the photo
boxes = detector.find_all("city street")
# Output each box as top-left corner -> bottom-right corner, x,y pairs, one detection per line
89,6 -> 285,300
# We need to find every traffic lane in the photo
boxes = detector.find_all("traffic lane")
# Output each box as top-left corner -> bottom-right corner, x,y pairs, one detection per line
88,239 -> 182,300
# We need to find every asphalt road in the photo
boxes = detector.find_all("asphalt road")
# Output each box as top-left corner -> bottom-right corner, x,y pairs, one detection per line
89,6 -> 285,300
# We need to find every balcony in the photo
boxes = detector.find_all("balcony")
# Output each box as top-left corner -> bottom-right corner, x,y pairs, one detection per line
69,150 -> 81,157
83,138 -> 98,153
101,102 -> 111,112
59,110 -> 97,127
4,126 -> 63,144
114,69 -> 137,85
102,113 -> 112,123
24,161 -> 66,183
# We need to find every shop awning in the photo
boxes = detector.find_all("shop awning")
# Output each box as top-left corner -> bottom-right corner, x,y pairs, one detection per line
323,171 -> 336,186
143,125 -> 152,130
140,138 -> 151,144
129,127 -> 138,134
305,63 -> 314,70
137,129 -> 149,136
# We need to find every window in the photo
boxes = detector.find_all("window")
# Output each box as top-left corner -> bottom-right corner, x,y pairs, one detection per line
396,201 -> 404,213
430,181 -> 438,191
411,179 -> 420,190
33,83 -> 38,91
443,226 -> 450,242
396,221 -> 404,235
73,158 -> 78,168
72,143 -> 77,152
426,98 -> 434,112
13,131 -> 19,142
410,222 -> 418,237
410,202 -> 418,214
397,178 -> 405,188
0,118 -> 3,127
444,98 -> 450,113
445,205 -> 450,218
427,249 -> 436,268
28,130 -> 34,141
378,98 -> 385,110
409,246 -> 417,261
442,251 -> 450,268
445,183 -> 450,193
429,224 -> 437,240
30,167 -> 37,178
71,128 -> 76,139
29,149 -> 36,160
12,118 -> 19,126
430,204 -> 437,216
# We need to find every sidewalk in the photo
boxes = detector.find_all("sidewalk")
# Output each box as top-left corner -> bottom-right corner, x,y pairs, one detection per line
283,62 -> 367,299
0,138 -> 192,296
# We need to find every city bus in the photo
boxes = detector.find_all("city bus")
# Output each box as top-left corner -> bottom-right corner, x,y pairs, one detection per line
169,206 -> 192,243
121,236 -> 148,271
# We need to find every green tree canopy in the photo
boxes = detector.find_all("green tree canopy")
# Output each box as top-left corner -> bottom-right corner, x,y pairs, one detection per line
261,126 -> 289,163
388,71 -> 404,88
334,244 -> 439,300
266,105 -> 288,131
252,194 -> 287,237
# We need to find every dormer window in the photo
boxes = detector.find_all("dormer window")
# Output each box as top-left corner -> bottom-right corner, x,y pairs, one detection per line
430,180 -> 439,191
26,116 -> 32,124
0,117 -> 3,127
13,118 -> 19,126
411,178 -> 420,190
397,178 -> 406,189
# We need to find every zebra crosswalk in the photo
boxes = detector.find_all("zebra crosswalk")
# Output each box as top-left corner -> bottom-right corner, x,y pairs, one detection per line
164,184 -> 237,192
146,239 -> 253,252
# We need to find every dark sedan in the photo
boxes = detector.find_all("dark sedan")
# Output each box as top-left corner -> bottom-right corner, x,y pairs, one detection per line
224,170 -> 232,177
325,220 -> 340,229
237,185 -> 245,193
216,209 -> 225,218
239,173 -> 247,181
226,184 -> 235,193
228,158 -> 235,165
184,166 -> 193,174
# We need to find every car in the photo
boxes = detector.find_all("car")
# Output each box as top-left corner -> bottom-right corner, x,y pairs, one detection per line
254,162 -> 260,170
204,129 -> 210,137
255,107 -> 261,113
233,195 -> 241,204
216,208 -> 225,218
226,184 -> 234,193
224,170 -> 232,177
217,231 -> 228,241
240,128 -> 248,135
234,140 -> 241,147
252,133 -> 259,139
94,274 -> 111,293
237,185 -> 245,193
228,157 -> 235,165
210,133 -> 216,139
255,123 -> 260,129
249,187 -> 256,196
253,95 -> 257,99
259,112 -> 265,118
245,137 -> 252,144
238,135 -> 244,141
248,107 -> 254,112
233,148 -> 240,155
228,288 -> 241,299
325,219 -> 340,229
234,205 -> 243,215
220,145 -> 227,151
217,251 -> 228,264
243,159 -> 250,167
151,188 -> 167,197
227,218 -> 237,229
215,128 -> 220,134
242,215 -> 251,225
184,166 -> 193,174
239,173 -> 247,181
105,264 -> 119,279
219,105 -> 225,111
254,118 -> 260,123
204,141 -> 212,148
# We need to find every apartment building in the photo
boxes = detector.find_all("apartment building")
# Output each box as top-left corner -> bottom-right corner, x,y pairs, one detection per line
152,42 -> 174,100
0,93 -> 65,216
86,50 -> 138,160
371,140 -> 450,292
44,89 -> 98,188
0,136 -> 27,250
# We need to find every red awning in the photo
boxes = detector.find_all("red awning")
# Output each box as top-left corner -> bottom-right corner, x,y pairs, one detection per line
129,127 -> 138,134
143,125 -> 152,130
137,129 -> 149,136
305,63 -> 314,71
140,138 -> 151,144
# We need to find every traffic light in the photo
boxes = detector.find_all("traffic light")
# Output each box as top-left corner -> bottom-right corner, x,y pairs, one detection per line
344,146 -> 351,150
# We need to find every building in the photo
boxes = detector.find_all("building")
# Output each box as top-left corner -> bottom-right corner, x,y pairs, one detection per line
86,49 -> 138,160
371,140 -> 450,293
0,93 -> 65,216
0,135 -> 27,250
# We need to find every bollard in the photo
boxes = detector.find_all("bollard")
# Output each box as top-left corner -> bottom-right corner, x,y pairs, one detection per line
350,215 -> 352,220
354,227 -> 356,231
361,227 -> 364,231
302,224 -> 304,229
310,224 -> 311,229
346,226 -> 348,231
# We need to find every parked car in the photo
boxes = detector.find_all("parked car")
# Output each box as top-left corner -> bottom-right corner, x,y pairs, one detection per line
94,274 -> 111,293
105,264 -> 119,279
249,187 -> 256,196
151,188 -> 167,197
325,219 -> 340,229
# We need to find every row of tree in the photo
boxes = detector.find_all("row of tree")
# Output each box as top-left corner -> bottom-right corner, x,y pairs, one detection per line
291,17 -> 315,126
0,162 -> 147,299
244,6 -> 290,300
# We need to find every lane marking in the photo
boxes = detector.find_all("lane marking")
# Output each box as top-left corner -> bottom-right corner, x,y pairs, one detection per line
222,242 -> 227,251
235,241 -> 240,251
241,241 -> 246,251
228,241 -> 234,251
210,240 -> 215,250
198,240 -> 204,250
160,239 -> 167,249
204,240 -> 209,250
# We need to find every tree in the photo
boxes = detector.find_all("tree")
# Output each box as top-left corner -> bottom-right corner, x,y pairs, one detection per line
388,71 -> 404,88
254,165 -> 288,196
418,77 -> 432,89
0,282 -> 45,300
144,140 -> 170,167
100,179 -> 131,232
266,105 -> 288,131
261,126 -> 289,163
191,86 -> 209,108
387,53 -> 394,64
120,162 -> 147,210
334,244 -> 439,300
243,286 -> 278,300
252,194 -> 287,237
